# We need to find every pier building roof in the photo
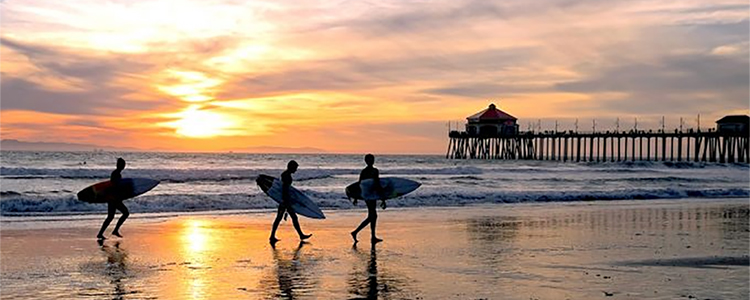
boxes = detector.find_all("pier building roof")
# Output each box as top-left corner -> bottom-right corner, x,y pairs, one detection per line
467,103 -> 517,122
716,115 -> 749,124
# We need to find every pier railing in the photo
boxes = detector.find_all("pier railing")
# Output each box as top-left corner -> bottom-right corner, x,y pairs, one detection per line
446,129 -> 749,163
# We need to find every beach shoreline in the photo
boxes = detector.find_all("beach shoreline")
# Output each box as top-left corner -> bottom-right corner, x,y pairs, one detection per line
2,198 -> 749,299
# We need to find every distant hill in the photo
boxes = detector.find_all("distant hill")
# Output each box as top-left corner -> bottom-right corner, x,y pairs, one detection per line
0,139 -> 143,152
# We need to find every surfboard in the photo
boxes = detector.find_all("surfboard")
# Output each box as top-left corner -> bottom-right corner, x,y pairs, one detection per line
256,174 -> 326,219
345,177 -> 421,201
77,178 -> 159,203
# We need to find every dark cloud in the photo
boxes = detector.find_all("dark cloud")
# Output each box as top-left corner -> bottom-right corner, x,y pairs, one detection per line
0,76 -> 165,115
0,38 -> 170,115
219,47 -> 534,98
343,1 -> 508,34
555,51 -> 749,114
672,20 -> 749,45
646,4 -> 748,16
64,118 -> 104,128
317,0 -> 615,36
557,54 -> 748,93
2,38 -> 151,82
423,82 -> 550,98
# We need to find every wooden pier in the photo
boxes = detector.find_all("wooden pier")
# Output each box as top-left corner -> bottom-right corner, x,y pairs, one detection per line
446,130 -> 749,163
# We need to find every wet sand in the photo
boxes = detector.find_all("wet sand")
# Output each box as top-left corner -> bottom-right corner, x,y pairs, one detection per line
1,198 -> 748,299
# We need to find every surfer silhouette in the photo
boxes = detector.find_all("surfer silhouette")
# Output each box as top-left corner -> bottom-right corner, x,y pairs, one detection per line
351,154 -> 386,244
97,158 -> 130,240
269,160 -> 312,244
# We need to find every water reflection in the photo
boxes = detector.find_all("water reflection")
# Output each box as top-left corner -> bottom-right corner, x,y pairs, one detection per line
180,219 -> 217,299
97,240 -> 131,299
260,242 -> 317,299
464,205 -> 750,236
465,216 -> 521,242
462,215 -> 522,283
183,219 -> 213,254
461,203 -> 750,286
348,243 -> 416,299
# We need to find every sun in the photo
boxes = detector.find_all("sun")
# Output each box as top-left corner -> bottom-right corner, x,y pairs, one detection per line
165,105 -> 239,138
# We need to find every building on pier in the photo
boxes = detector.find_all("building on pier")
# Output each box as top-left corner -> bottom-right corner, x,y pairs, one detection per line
465,103 -> 518,136
716,115 -> 749,135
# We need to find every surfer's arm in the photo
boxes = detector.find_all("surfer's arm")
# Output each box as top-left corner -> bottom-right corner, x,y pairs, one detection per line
373,169 -> 387,208
373,169 -> 383,191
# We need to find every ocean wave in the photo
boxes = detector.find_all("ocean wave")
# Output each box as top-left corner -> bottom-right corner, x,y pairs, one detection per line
0,166 -> 484,182
2,188 -> 747,216
523,176 -> 733,183
586,161 -> 749,170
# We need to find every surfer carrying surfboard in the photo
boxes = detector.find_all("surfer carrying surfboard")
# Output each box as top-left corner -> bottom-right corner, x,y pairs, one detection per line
269,160 -> 313,244
351,154 -> 386,244
97,158 -> 130,240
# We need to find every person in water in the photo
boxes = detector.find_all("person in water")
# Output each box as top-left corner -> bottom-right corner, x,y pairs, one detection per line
351,154 -> 386,244
269,160 -> 312,244
97,158 -> 130,240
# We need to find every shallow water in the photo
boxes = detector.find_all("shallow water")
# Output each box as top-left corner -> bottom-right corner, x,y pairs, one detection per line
1,151 -> 748,215
1,199 -> 748,299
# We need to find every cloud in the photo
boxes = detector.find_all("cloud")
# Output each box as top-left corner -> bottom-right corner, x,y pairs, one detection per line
1,0 -> 748,152
555,50 -> 749,114
422,82 -> 551,98
2,76 -> 133,115
218,46 -> 536,99
2,38 -> 150,82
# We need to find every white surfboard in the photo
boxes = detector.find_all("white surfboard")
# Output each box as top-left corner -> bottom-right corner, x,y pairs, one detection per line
256,174 -> 325,219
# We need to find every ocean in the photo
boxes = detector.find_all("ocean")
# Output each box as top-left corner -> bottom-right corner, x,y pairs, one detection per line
1,151 -> 748,216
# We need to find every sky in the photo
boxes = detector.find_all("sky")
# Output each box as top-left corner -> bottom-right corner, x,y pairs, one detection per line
1,0 -> 748,154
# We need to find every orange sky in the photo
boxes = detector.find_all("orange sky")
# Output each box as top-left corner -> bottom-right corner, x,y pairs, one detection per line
1,0 -> 748,153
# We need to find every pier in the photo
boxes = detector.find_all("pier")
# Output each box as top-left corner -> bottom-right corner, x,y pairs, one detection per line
447,129 -> 749,163
446,104 -> 749,163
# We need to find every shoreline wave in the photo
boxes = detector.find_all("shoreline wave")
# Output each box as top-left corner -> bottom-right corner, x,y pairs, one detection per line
2,188 -> 747,216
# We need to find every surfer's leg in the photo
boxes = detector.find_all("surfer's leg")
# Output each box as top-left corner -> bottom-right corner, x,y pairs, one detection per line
288,210 -> 312,240
97,202 -> 116,239
112,201 -> 129,237
270,205 -> 285,242
352,200 -> 376,242
367,200 -> 382,243
352,214 -> 371,242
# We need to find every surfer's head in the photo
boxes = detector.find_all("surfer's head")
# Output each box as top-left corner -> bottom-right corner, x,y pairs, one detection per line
364,154 -> 375,166
287,160 -> 298,173
116,158 -> 126,170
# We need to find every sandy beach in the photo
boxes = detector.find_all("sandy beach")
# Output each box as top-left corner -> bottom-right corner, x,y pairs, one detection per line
1,198 -> 748,299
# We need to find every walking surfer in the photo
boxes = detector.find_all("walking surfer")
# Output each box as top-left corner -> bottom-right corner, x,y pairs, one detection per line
269,160 -> 312,244
97,158 -> 130,240
351,154 -> 386,244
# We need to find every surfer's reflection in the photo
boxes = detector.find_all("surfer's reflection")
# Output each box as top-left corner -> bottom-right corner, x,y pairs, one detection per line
348,243 -> 416,299
97,240 -> 129,299
261,241 -> 316,299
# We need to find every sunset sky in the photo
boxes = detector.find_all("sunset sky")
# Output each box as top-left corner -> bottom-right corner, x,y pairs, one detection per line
1,0 -> 748,154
